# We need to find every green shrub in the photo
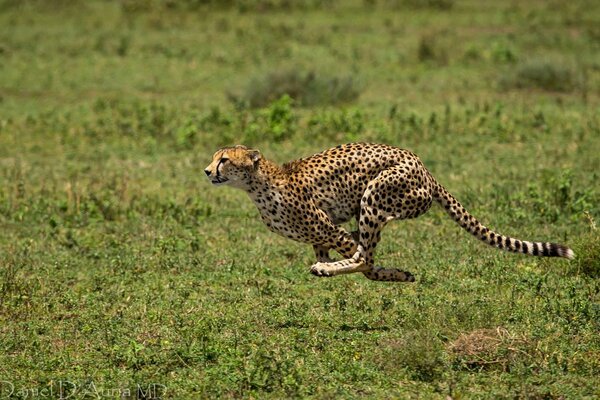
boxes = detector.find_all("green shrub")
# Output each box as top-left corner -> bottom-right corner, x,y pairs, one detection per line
490,42 -> 518,63
462,44 -> 482,62
307,108 -> 365,141
375,331 -> 447,382
88,98 -> 175,139
376,0 -> 454,10
0,0 -> 83,10
121,0 -> 336,13
401,0 -> 454,10
496,169 -> 598,224
499,58 -> 579,92
232,69 -> 361,108
572,228 -> 600,278
244,95 -> 297,142
417,33 -> 449,65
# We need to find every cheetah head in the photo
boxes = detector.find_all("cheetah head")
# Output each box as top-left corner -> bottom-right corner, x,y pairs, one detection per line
204,145 -> 261,189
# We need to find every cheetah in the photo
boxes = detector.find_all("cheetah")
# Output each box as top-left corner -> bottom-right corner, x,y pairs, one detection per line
204,143 -> 574,282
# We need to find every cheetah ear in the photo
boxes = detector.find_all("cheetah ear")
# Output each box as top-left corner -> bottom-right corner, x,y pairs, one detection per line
248,149 -> 261,166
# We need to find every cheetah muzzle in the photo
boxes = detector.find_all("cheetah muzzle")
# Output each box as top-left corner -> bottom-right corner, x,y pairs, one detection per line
204,143 -> 574,283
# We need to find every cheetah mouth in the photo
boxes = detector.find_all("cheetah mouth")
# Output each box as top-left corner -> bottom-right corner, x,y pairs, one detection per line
211,177 -> 229,185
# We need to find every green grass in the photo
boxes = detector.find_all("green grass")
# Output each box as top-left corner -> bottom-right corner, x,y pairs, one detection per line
1,0 -> 599,398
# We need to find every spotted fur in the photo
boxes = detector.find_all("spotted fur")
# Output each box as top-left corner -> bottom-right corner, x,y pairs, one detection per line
205,143 -> 574,282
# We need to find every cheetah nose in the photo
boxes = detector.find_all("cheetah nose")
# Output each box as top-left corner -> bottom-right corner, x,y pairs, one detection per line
204,169 -> 212,177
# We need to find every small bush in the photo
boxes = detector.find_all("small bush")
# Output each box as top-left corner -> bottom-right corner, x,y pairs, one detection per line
572,227 -> 600,278
417,33 -> 449,65
499,58 -> 579,92
232,69 -> 361,108
307,108 -> 365,141
376,331 -> 447,382
0,0 -> 84,10
244,95 -> 297,142
376,0 -> 454,10
462,44 -> 482,62
88,98 -> 175,139
400,0 -> 454,10
499,169 -> 598,224
490,42 -> 518,63
121,0 -> 337,14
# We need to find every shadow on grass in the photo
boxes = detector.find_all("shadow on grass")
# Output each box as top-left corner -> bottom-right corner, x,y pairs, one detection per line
339,323 -> 390,332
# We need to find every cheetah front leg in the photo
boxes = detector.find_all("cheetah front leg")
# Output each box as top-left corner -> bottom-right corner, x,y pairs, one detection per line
310,230 -> 369,277
310,251 -> 370,277
313,245 -> 334,263
311,231 -> 359,263
309,230 -> 370,277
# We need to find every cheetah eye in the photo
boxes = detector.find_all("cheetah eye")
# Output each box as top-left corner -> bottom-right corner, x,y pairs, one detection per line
217,158 -> 229,173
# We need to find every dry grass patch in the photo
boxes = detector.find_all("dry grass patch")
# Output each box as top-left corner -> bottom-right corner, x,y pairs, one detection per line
449,327 -> 535,371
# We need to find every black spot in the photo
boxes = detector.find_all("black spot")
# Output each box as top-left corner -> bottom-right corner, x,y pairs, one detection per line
532,243 -> 539,256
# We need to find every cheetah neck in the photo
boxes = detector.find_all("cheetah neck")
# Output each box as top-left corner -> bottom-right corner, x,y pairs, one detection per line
245,158 -> 288,198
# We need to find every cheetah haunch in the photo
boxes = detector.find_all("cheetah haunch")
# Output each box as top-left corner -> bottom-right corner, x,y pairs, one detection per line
204,143 -> 573,282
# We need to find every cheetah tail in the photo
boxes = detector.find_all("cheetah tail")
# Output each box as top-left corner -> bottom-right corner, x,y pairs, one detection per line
431,180 -> 574,259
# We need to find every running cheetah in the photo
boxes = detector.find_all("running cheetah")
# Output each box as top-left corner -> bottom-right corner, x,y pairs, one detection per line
204,143 -> 573,282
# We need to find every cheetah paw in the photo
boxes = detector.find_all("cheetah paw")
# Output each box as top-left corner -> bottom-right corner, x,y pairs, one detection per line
310,263 -> 334,277
387,268 -> 415,282
401,270 -> 416,282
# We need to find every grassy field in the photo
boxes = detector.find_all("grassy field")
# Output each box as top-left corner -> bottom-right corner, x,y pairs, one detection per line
1,0 -> 599,398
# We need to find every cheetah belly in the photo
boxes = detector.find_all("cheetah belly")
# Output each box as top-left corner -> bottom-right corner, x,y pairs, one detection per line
259,211 -> 320,243
314,181 -> 366,225
253,192 -> 309,242
259,212 -> 296,239
317,197 -> 357,225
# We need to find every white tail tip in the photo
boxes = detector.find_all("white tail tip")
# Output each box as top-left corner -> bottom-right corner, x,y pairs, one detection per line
564,248 -> 575,260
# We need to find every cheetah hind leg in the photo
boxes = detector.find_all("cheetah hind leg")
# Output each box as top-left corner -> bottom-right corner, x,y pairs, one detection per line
354,164 -> 430,283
